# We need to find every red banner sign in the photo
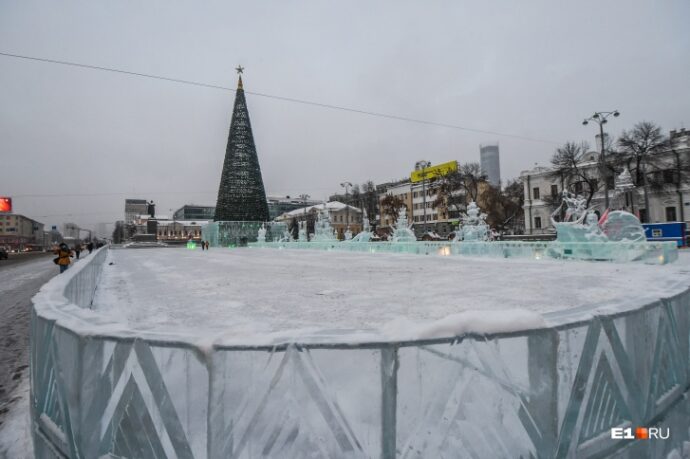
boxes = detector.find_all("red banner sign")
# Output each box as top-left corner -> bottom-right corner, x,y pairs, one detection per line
0,197 -> 12,213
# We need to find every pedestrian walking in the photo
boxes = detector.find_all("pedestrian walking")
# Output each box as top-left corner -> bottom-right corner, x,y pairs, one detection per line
74,244 -> 81,260
201,240 -> 205,251
87,242 -> 94,254
54,243 -> 73,273
205,241 -> 210,250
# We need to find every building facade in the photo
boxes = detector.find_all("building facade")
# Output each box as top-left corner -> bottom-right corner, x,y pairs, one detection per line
125,199 -> 148,224
521,128 -> 690,234
155,221 -> 205,243
275,202 -> 363,240
62,222 -> 80,239
377,169 -> 482,239
173,205 -> 216,221
267,196 -> 321,220
378,180 -> 413,229
0,214 -> 45,251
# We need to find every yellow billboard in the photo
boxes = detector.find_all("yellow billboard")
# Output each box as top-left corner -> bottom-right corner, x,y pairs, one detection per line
410,160 -> 458,183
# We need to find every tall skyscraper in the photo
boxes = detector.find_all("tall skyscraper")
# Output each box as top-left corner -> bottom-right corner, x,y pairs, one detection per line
214,68 -> 270,222
480,144 -> 501,187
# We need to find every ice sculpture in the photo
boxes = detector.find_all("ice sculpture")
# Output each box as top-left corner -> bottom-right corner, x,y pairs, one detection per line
453,201 -> 489,242
548,191 -> 649,267
391,207 -> 417,242
602,211 -> 646,242
349,211 -> 373,242
248,189 -> 675,264
278,229 -> 292,242
257,224 -> 267,243
615,166 -> 636,194
344,228 -> 353,240
204,221 -> 287,246
311,204 -> 337,242
550,192 -> 605,243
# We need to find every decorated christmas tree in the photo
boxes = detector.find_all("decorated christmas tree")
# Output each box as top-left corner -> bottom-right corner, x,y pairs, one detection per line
214,67 -> 270,222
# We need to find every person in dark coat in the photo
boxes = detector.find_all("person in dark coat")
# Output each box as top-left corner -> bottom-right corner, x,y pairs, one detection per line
87,242 -> 94,254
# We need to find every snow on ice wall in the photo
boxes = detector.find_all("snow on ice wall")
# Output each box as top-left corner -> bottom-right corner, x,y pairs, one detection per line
30,248 -> 690,458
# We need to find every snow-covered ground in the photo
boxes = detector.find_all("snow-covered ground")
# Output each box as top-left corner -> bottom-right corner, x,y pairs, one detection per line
0,376 -> 31,459
90,247 -> 690,344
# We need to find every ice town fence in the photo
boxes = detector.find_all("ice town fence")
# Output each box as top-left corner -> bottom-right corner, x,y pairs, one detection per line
31,247 -> 690,458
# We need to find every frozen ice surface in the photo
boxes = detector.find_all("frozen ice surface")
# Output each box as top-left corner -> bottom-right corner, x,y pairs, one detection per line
91,248 -> 690,344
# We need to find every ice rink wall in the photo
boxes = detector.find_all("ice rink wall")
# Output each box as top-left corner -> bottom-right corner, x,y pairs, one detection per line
31,247 -> 690,458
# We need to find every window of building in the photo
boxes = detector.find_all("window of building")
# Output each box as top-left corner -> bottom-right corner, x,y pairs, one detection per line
603,175 -> 614,190
664,170 -> 677,184
532,187 -> 540,199
666,206 -> 677,222
639,209 -> 647,223
550,184 -> 558,197
534,216 -> 542,229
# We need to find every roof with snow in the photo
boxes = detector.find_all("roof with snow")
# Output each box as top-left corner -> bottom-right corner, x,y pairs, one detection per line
276,201 -> 362,220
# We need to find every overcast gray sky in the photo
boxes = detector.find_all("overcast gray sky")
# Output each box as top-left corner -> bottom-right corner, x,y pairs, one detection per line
1,0 -> 689,233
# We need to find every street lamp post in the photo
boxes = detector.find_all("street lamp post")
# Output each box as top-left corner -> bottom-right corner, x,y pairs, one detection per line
582,110 -> 620,209
340,182 -> 352,238
415,160 -> 431,236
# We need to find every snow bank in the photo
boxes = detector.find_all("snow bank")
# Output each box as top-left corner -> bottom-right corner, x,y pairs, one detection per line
383,309 -> 547,340
0,377 -> 32,459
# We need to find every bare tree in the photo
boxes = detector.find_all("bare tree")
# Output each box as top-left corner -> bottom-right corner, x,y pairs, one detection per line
482,180 -> 525,233
668,137 -> 690,222
459,162 -> 485,202
380,194 -> 407,224
615,121 -> 669,220
350,184 -> 362,209
361,180 -> 378,226
432,162 -> 485,214
306,208 -> 317,236
549,141 -> 600,208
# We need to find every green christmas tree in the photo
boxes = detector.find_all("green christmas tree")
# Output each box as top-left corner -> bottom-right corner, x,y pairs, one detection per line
214,67 -> 270,222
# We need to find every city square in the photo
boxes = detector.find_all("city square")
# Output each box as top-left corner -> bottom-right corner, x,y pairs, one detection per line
2,1 -> 690,458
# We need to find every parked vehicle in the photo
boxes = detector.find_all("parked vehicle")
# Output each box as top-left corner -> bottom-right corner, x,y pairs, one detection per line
0,247 -> 8,260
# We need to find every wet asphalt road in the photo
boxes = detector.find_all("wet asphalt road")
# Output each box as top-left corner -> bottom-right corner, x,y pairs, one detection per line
0,253 -> 56,427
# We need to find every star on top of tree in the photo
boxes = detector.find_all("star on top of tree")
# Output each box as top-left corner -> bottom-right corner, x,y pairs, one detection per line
235,65 -> 244,75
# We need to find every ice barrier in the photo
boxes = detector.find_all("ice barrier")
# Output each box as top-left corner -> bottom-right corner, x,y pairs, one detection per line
31,247 -> 690,458
251,240 -> 678,264
203,221 -> 288,246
